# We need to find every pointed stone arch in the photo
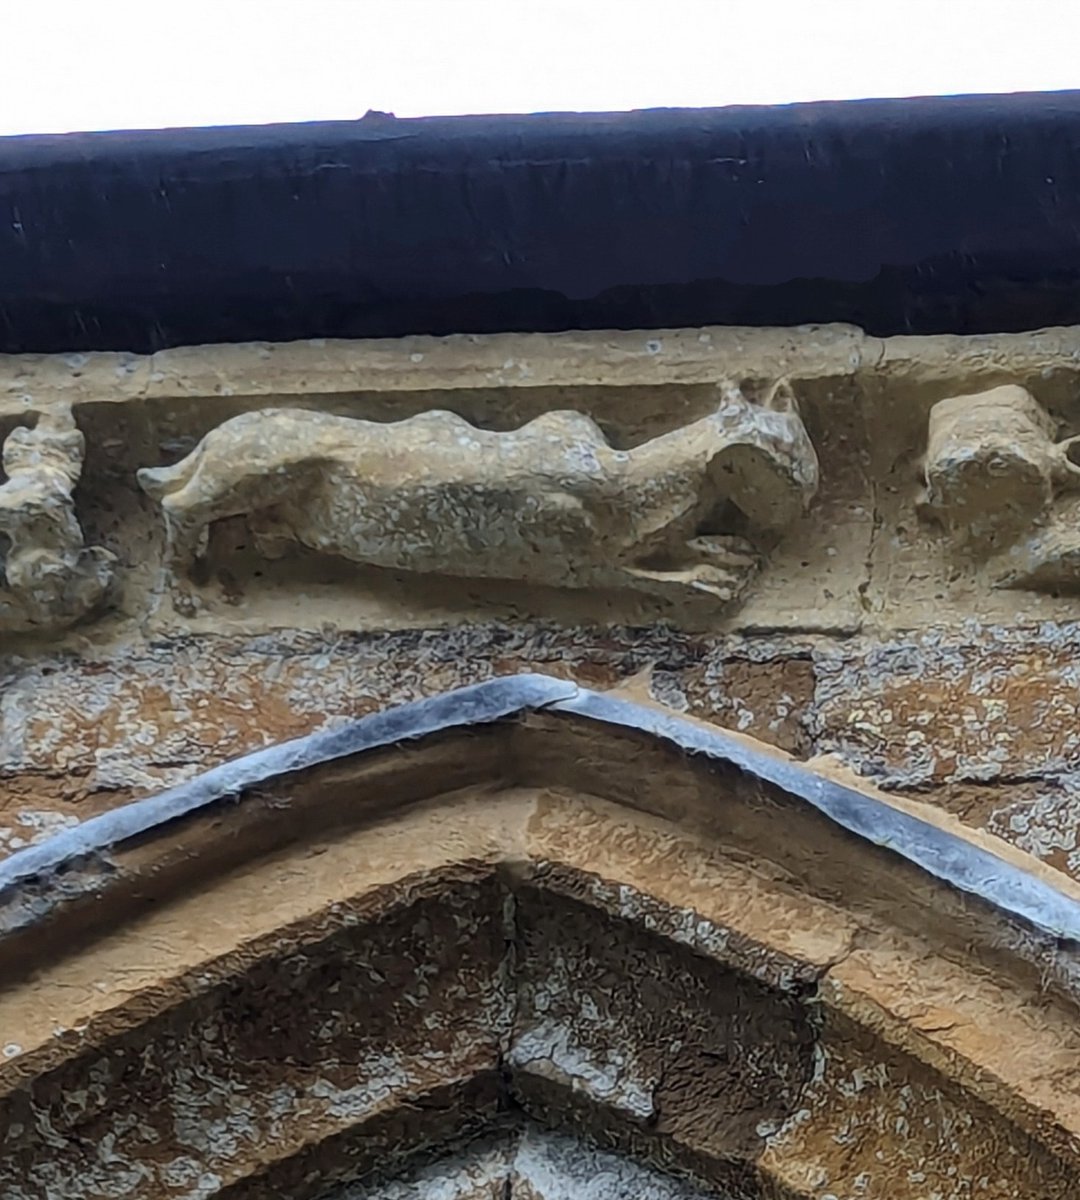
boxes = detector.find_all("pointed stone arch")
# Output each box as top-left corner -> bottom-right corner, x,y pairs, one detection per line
2,677 -> 1079,1198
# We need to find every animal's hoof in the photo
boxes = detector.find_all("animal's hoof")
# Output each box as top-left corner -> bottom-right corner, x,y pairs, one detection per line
172,586 -> 202,618
684,564 -> 752,603
687,534 -> 761,570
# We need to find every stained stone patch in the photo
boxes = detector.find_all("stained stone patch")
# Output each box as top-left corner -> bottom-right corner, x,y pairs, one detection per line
811,624 -> 1080,787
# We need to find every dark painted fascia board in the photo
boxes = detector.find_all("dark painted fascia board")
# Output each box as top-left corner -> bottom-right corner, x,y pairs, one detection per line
5,91 -> 1080,352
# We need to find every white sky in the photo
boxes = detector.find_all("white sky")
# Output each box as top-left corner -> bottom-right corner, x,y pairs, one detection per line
3,0 -> 1080,136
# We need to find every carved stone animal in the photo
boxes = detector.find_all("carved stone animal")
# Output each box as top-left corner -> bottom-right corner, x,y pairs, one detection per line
923,386 -> 1080,545
138,383 -> 818,609
0,410 -> 116,634
922,385 -> 1080,590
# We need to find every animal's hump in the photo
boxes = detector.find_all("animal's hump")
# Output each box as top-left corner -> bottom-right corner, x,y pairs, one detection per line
516,409 -> 609,444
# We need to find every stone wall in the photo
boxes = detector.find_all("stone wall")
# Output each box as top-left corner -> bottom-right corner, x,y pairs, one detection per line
5,323 -> 1080,1197
5,324 -> 1080,885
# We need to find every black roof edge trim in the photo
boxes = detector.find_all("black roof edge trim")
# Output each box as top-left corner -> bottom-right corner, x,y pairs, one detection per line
8,91 -> 1080,350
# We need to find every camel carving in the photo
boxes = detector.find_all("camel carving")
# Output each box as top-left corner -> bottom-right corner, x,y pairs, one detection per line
0,408 -> 116,634
138,382 -> 819,610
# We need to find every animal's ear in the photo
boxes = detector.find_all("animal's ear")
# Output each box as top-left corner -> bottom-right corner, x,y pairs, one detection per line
704,377 -> 819,531
762,377 -> 800,414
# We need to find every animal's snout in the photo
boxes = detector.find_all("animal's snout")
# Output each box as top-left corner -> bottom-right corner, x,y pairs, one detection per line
136,464 -> 181,501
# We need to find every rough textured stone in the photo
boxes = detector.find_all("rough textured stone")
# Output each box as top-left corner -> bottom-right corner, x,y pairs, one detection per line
811,623 -> 1080,787
0,624 -> 776,855
7,323 -> 1080,1197
333,1129 -> 728,1200
922,384 -> 1080,588
761,1024 -> 1076,1199
510,889 -> 815,1151
136,383 -> 818,615
0,407 -> 114,632
0,776 -> 1075,1198
16,322 -> 1080,638
0,878 -> 508,1200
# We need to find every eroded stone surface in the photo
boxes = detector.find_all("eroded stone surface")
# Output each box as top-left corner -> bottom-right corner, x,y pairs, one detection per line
11,618 -> 1080,886
811,624 -> 1080,787
0,624 -> 809,856
0,883 -> 509,1200
332,1137 -> 508,1200
762,1027 -> 1076,1199
2,870 -> 813,1198
0,408 -> 115,633
923,386 -> 1065,548
0,807 -> 1073,1199
8,324 -> 1080,1196
922,384 -> 1080,591
510,888 -> 815,1153
136,383 -> 818,614
13,322 -> 1080,635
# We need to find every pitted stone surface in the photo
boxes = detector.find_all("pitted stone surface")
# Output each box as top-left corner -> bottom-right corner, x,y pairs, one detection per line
330,1129 -> 731,1200
811,624 -> 1080,787
0,884 -> 509,1200
9,619 -> 1080,885
16,322 -> 1080,637
0,770 -> 1076,1197
0,407 -> 115,633
0,624 -> 809,858
510,889 -> 816,1153
136,385 -> 818,613
761,1029 -> 1076,1198
7,324 -> 1080,1197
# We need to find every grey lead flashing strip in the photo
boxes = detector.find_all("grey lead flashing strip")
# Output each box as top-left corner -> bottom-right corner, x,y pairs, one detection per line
0,674 -> 575,895
2,672 -> 1079,945
553,689 -> 1080,944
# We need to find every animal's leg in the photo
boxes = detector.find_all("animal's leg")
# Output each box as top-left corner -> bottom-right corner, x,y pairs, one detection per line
158,499 -> 214,616
685,534 -> 760,571
620,564 -> 744,605
622,536 -> 760,605
160,501 -> 211,571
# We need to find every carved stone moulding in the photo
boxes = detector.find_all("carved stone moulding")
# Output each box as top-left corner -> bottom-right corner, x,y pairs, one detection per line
10,322 -> 1080,642
2,677 -> 1079,1198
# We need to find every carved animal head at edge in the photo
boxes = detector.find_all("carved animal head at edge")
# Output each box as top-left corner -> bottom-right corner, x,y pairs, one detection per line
917,386 -> 1080,549
1,409 -> 84,486
702,380 -> 820,531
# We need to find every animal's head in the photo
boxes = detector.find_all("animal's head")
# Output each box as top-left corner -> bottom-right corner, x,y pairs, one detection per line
703,380 -> 820,530
2,412 -> 84,485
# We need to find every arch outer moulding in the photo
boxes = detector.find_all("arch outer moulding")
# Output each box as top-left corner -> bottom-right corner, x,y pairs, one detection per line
3,676 -> 1080,1198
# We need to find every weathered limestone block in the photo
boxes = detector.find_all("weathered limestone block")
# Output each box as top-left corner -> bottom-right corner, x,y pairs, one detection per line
923,386 -> 1064,545
137,381 -> 818,611
922,384 -> 1080,589
811,624 -> 1080,787
4,690 -> 1080,1197
0,409 -> 115,634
